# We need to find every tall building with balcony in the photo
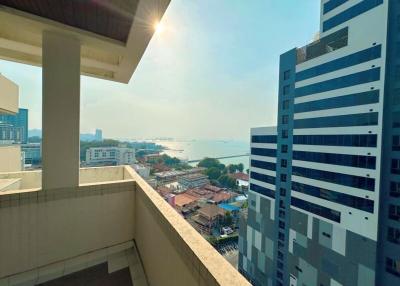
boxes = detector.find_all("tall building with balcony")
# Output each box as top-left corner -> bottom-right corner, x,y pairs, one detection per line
0,108 -> 28,143
239,0 -> 400,285
0,74 -> 24,172
0,1 -> 250,286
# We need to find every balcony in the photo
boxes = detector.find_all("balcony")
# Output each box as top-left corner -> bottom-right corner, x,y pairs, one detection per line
296,27 -> 348,64
0,166 -> 249,285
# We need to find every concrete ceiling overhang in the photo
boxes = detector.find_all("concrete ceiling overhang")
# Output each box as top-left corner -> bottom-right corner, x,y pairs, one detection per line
0,0 -> 170,83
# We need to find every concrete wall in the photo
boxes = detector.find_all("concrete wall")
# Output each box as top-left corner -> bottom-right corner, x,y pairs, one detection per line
0,145 -> 22,172
0,166 -> 250,286
125,167 -> 250,286
0,181 -> 135,278
0,74 -> 18,114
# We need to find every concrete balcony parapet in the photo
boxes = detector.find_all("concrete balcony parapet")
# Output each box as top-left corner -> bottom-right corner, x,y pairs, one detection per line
0,166 -> 250,286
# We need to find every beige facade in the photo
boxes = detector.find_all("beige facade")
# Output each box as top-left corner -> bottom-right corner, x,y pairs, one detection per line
0,74 -> 18,114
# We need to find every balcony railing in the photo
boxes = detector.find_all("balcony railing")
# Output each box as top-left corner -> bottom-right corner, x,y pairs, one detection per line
0,166 -> 249,286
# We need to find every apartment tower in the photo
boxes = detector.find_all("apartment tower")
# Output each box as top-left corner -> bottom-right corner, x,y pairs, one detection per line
239,0 -> 400,285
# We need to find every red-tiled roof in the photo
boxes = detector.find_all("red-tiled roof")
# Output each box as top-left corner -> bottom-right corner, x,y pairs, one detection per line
174,193 -> 198,207
230,172 -> 249,181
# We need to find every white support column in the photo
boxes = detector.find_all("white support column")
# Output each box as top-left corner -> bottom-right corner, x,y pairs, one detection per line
42,31 -> 80,190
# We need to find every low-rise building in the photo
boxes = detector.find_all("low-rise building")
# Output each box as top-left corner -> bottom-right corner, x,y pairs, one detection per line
21,143 -> 41,165
85,147 -> 135,166
174,193 -> 198,212
131,164 -> 150,178
178,173 -> 209,190
192,204 -> 225,234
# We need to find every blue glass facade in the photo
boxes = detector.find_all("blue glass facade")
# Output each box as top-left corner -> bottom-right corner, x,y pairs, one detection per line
292,166 -> 375,191
323,0 -> 348,14
292,181 -> 374,212
323,0 -> 383,32
293,150 -> 376,169
0,108 -> 28,143
251,147 -> 277,157
293,134 -> 377,147
294,112 -> 378,129
294,90 -> 379,113
295,68 -> 380,97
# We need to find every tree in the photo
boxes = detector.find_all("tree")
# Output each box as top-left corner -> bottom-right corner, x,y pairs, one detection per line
198,158 -> 225,170
218,174 -> 237,189
237,163 -> 244,172
223,212 -> 233,226
205,167 -> 222,180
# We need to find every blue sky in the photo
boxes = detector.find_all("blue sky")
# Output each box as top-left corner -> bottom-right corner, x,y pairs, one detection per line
0,0 -> 320,141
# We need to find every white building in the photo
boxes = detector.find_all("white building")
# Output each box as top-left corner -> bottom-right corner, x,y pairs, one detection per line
132,164 -> 150,178
86,147 -> 135,166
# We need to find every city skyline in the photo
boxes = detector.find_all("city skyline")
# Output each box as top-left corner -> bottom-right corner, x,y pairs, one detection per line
0,0 -> 319,141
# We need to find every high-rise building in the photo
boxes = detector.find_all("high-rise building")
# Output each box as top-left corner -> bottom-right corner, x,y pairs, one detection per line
95,129 -> 103,141
239,1 -> 400,285
0,108 -> 28,143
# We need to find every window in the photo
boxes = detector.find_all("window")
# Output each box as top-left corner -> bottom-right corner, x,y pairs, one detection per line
251,147 -> 277,157
282,115 -> 289,124
277,251 -> 284,260
277,271 -> 283,280
292,181 -> 374,213
392,159 -> 400,174
279,220 -> 285,229
322,0 -> 383,32
278,241 -> 284,249
393,111 -> 400,128
292,166 -> 375,191
282,130 -> 288,139
282,100 -> 290,110
293,134 -> 377,147
251,171 -> 275,185
391,182 -> 400,198
280,174 -> 287,182
277,261 -> 284,270
294,90 -> 379,113
280,188 -> 286,196
291,197 -> 341,223
389,204 -> 400,221
388,227 -> 400,244
283,85 -> 290,95
250,183 -> 275,199
284,70 -> 290,80
393,136 -> 400,151
278,232 -> 285,241
279,210 -> 285,219
251,160 -> 276,171
295,68 -> 380,98
323,0 -> 348,14
393,88 -> 400,105
252,135 -> 277,143
281,159 -> 287,168
386,257 -> 400,277
294,112 -> 379,129
293,150 -> 376,169
279,199 -> 285,209
281,144 -> 288,153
